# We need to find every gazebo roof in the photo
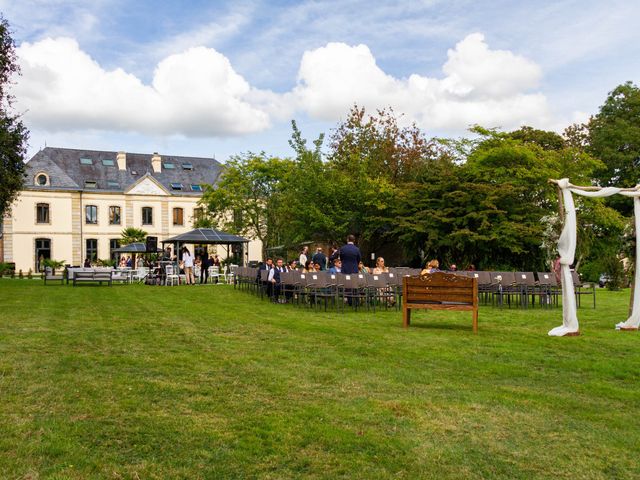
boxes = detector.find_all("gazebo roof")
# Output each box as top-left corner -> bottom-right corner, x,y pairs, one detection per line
112,242 -> 163,253
162,228 -> 249,244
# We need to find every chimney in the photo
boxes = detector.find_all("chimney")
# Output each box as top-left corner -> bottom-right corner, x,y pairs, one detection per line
116,151 -> 127,170
151,152 -> 161,173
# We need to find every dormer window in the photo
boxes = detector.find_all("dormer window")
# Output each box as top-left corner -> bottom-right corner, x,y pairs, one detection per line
182,163 -> 193,170
163,162 -> 175,169
107,181 -> 119,189
191,184 -> 202,191
170,183 -> 183,190
85,181 -> 97,189
35,173 -> 49,186
80,157 -> 93,165
131,170 -> 138,175
101,159 -> 115,166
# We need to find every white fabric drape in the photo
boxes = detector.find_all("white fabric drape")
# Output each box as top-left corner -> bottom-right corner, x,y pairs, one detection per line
549,178 -> 640,336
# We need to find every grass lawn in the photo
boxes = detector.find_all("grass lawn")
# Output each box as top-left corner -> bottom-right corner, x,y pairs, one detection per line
1,279 -> 639,479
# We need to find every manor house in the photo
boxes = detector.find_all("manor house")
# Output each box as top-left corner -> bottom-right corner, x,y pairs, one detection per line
1,147 -> 261,272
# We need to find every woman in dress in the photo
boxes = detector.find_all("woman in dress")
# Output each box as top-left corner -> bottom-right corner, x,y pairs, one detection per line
372,257 -> 388,274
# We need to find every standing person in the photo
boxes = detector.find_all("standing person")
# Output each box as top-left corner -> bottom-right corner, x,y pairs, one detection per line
268,258 -> 287,303
299,246 -> 309,267
182,247 -> 195,284
312,247 -> 327,271
200,254 -> 210,284
339,235 -> 361,274
328,246 -> 339,268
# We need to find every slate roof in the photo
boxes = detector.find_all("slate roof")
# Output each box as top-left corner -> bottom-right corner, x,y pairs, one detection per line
23,147 -> 224,195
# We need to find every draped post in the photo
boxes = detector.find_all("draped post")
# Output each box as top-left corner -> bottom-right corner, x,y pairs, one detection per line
548,179 -> 640,334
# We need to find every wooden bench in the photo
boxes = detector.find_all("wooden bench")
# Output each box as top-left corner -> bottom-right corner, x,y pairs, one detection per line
403,272 -> 478,333
72,270 -> 113,286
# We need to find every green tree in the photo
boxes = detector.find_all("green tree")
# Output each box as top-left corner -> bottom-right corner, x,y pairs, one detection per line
589,81 -> 640,188
120,227 -> 147,245
200,152 -> 293,259
0,16 -> 29,218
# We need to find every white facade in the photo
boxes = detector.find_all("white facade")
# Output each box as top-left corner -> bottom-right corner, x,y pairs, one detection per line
1,149 -> 262,271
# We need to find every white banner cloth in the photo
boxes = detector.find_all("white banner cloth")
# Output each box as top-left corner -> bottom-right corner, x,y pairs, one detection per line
549,178 -> 640,336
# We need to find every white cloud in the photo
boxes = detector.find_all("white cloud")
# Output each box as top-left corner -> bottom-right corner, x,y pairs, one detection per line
13,32 -> 553,140
292,33 -> 551,131
14,37 -> 270,136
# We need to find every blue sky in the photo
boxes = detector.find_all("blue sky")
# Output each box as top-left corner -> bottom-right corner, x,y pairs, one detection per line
2,0 -> 639,161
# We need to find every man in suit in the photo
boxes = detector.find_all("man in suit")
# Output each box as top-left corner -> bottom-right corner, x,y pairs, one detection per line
339,235 -> 361,274
258,258 -> 274,297
311,247 -> 327,271
268,258 -> 287,302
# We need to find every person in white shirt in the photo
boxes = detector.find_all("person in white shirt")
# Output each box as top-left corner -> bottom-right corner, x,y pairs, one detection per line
181,246 -> 195,285
299,246 -> 309,267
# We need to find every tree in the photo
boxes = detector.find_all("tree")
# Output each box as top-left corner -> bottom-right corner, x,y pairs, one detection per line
120,227 -> 147,245
0,16 -> 29,218
200,152 -> 293,259
589,81 -> 640,188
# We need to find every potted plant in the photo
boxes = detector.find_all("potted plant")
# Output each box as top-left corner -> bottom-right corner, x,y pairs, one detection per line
43,259 -> 66,275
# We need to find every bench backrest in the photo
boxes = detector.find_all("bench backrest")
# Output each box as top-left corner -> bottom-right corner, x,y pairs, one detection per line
403,272 -> 477,305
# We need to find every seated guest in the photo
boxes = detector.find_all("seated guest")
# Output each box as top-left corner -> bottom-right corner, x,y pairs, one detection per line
372,257 -> 388,274
328,259 -> 342,274
421,259 -> 440,276
288,259 -> 298,270
303,260 -> 315,273
84,258 -> 91,268
449,264 -> 458,272
313,262 -> 323,272
359,261 -> 370,274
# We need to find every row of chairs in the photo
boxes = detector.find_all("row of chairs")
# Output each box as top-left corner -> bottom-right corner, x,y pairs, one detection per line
233,267 -> 596,310
234,267 -> 403,312
456,270 -> 595,309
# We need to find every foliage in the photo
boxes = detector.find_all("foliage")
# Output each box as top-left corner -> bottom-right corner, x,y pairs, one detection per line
589,81 -> 640,188
42,258 -> 66,273
0,16 -> 29,218
200,152 -> 293,258
96,258 -> 116,267
0,261 -> 14,276
120,227 -> 147,245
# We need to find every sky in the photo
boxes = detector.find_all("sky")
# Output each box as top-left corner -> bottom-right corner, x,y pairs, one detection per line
2,0 -> 640,162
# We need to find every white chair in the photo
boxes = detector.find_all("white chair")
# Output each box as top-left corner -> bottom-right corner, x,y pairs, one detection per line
210,266 -> 221,284
133,267 -> 148,283
226,264 -> 238,284
165,265 -> 179,286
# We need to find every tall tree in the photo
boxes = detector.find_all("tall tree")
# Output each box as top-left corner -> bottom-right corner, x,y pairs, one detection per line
200,152 -> 293,259
589,81 -> 640,188
0,16 -> 29,218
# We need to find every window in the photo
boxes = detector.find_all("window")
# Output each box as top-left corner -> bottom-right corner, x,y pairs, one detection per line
107,180 -> 119,189
109,206 -> 121,225
191,184 -> 202,191
86,239 -> 98,262
170,183 -> 183,190
101,159 -> 115,166
193,207 -> 204,223
84,181 -> 97,189
36,173 -> 48,186
80,157 -> 93,165
182,163 -> 193,170
110,239 -> 120,262
36,203 -> 50,223
142,207 -> 153,225
85,205 -> 98,224
163,162 -> 175,169
173,207 -> 184,226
